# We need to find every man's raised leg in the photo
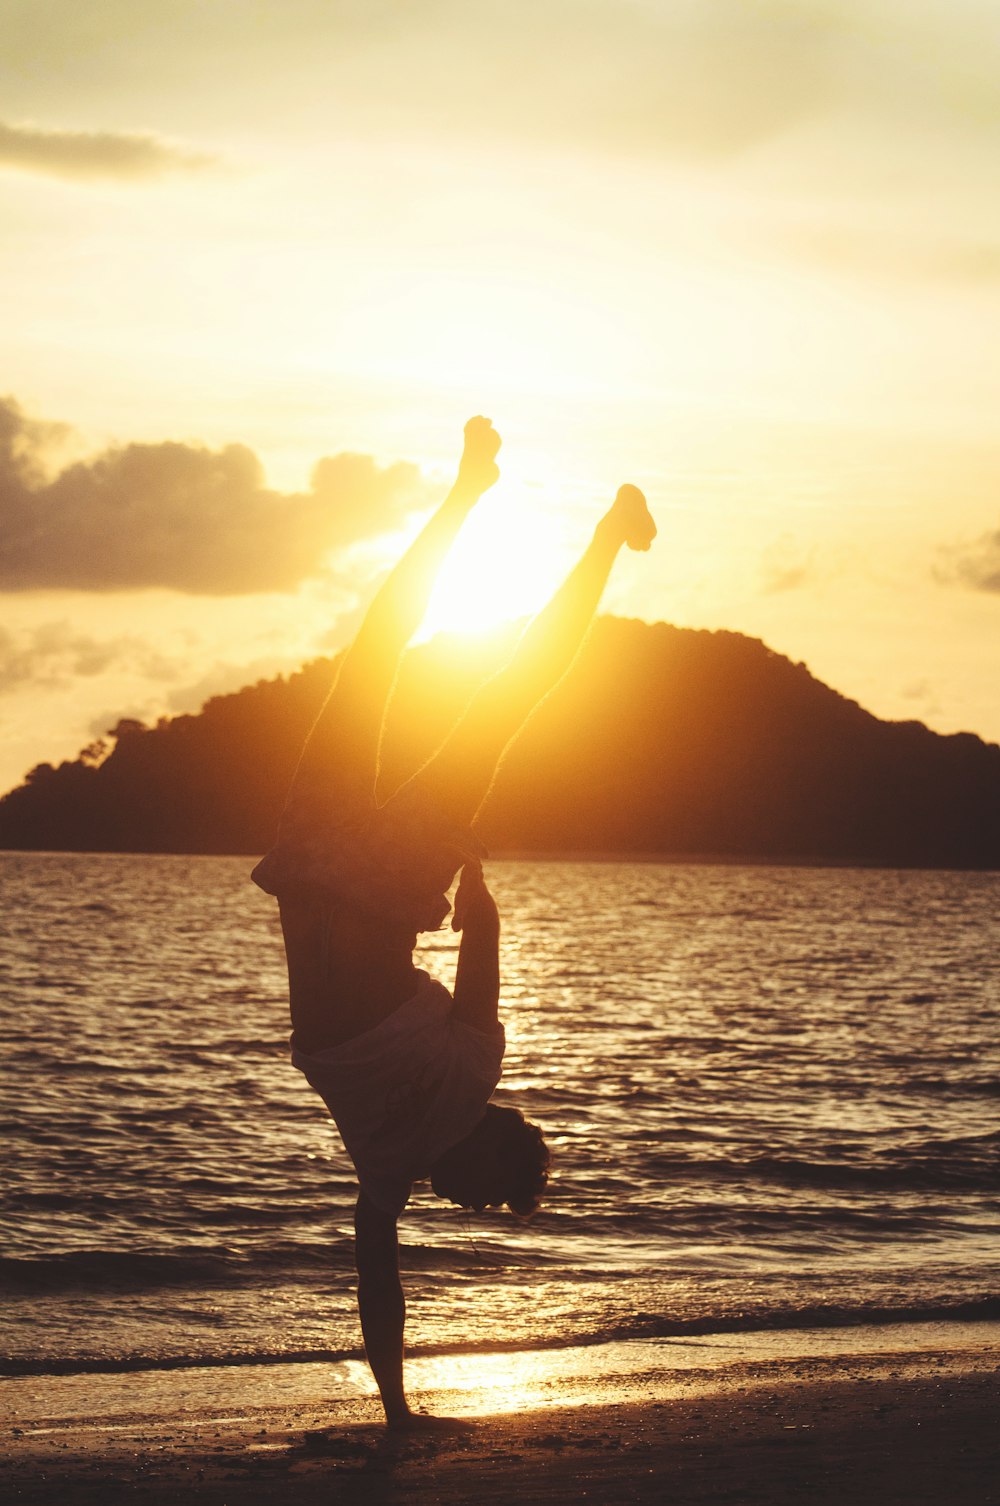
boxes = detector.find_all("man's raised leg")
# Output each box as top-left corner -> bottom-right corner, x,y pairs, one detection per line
294,417 -> 501,802
397,482 -> 656,826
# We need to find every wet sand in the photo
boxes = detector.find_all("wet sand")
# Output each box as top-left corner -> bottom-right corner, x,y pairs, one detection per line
3,1325 -> 998,1504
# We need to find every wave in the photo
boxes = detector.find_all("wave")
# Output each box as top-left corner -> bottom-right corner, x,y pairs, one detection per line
0,1234 -> 543,1294
644,1131 -> 1000,1193
0,1244 -> 350,1293
903,1075 -> 1000,1099
3,1294 -> 998,1379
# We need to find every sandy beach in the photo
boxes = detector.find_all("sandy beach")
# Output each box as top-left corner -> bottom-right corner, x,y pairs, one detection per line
4,1322 -> 997,1505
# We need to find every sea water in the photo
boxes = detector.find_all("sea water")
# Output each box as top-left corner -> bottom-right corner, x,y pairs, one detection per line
1,853 -> 998,1378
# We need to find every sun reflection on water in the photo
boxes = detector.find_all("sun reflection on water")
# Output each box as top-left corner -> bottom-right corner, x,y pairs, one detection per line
340,1347 -> 586,1414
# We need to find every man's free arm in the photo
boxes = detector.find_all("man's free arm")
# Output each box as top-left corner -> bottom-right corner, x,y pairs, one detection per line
451,861 -> 500,1031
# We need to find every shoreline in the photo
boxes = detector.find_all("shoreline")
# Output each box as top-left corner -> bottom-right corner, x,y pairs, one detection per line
5,1299 -> 1000,1379
5,1322 -> 998,1504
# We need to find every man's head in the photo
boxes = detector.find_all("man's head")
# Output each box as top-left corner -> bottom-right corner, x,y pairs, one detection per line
429,1104 -> 550,1216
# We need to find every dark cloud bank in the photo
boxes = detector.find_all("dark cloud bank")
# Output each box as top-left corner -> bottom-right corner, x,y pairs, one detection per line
0,397 -> 432,594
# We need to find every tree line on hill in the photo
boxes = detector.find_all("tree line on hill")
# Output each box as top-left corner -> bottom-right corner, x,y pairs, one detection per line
2,617 -> 998,868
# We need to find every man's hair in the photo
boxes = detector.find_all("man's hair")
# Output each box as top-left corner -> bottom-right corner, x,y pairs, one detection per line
483,1103 -> 551,1217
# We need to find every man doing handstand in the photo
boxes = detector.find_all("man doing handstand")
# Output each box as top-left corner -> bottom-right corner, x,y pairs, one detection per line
253,417 -> 655,1427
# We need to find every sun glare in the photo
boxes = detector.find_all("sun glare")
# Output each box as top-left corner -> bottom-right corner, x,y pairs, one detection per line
417,484 -> 573,640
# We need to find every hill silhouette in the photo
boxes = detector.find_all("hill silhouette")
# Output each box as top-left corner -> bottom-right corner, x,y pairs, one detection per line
2,617 -> 998,867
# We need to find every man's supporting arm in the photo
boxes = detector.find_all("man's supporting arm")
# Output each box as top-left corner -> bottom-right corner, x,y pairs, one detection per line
354,1192 -> 410,1427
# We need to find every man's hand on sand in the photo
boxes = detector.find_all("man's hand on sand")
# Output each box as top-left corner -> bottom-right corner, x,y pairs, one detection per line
457,415 -> 501,496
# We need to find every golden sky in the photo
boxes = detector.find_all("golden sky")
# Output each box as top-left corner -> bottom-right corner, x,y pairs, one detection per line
2,0 -> 999,795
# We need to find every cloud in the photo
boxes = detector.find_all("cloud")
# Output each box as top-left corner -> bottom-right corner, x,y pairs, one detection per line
0,397 -> 434,595
0,4 -> 839,166
760,561 -> 813,595
0,621 -> 172,694
300,0 -> 1000,166
0,119 -> 214,182
0,399 -> 72,488
900,679 -> 942,719
758,537 -> 820,594
776,221 -> 1000,288
325,0 -> 841,163
5,2 -> 1000,179
163,655 -> 301,715
948,526 -> 1000,593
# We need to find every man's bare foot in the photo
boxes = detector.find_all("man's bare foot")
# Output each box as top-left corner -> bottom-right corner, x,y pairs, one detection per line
608,483 -> 656,551
456,415 -> 501,495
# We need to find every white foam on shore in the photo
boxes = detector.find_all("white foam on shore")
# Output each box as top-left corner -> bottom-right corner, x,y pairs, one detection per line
5,1321 -> 998,1433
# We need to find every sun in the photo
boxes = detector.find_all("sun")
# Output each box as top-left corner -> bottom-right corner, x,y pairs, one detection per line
417,483 -> 572,640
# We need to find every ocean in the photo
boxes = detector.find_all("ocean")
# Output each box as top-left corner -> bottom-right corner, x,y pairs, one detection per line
2,852 -> 998,1383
